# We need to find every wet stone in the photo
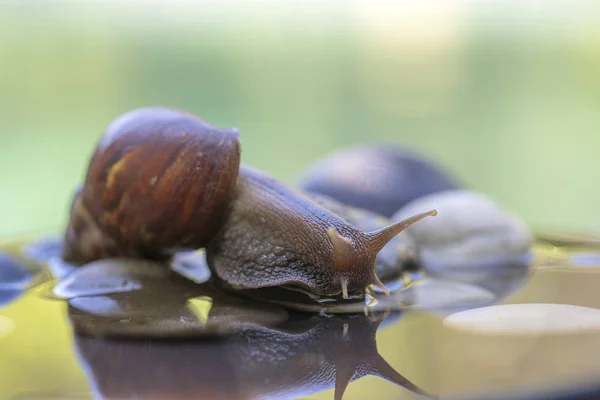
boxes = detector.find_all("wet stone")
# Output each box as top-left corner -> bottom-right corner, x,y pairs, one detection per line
0,251 -> 32,288
21,235 -> 64,265
67,282 -> 289,339
0,251 -> 34,308
54,258 -> 288,338
392,190 -> 533,273
569,252 -> 600,267
52,258 -> 172,299
170,250 -> 211,283
298,144 -> 460,218
443,303 -> 600,336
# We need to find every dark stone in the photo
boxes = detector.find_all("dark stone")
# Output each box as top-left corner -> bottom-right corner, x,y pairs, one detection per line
0,289 -> 24,308
0,252 -> 32,308
298,144 -> 460,217
0,252 -> 31,287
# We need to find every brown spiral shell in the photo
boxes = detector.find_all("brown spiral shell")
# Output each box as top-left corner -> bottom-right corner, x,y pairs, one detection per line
62,107 -> 241,264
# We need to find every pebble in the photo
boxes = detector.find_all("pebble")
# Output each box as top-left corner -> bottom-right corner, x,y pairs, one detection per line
21,235 -> 63,265
298,144 -> 460,217
170,250 -> 211,283
0,251 -> 32,288
52,258 -> 171,299
444,303 -> 600,335
377,279 -> 497,312
391,190 -> 533,272
67,281 -> 289,338
0,251 -> 33,308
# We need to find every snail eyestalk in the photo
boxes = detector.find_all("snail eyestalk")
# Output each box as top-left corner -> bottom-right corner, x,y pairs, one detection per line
371,274 -> 390,296
328,228 -> 354,272
366,209 -> 437,254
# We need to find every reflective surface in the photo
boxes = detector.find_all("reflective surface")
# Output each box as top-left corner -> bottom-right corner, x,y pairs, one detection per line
2,238 -> 600,399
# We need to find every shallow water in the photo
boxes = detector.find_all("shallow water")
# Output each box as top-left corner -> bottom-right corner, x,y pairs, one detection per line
2,238 -> 600,400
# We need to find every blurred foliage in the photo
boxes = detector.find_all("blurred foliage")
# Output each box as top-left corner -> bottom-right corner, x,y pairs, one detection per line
1,2 -> 600,238
1,1 -> 600,398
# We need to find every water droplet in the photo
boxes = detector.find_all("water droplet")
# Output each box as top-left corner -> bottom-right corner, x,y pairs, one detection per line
365,293 -> 378,307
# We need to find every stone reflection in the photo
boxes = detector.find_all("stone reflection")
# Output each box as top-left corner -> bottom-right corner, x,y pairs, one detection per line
66,275 -> 289,339
0,251 -> 37,309
71,305 -> 434,400
234,262 -> 530,315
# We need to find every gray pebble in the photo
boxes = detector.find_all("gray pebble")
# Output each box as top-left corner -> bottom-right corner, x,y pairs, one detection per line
0,252 -> 32,288
52,258 -> 171,299
0,251 -> 33,308
391,190 -> 533,272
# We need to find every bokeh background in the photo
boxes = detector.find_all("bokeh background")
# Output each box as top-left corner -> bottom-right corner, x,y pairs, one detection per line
1,1 -> 600,239
1,1 -> 600,399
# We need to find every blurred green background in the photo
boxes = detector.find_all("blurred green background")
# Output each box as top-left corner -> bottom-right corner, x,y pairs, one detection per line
1,1 -> 600,239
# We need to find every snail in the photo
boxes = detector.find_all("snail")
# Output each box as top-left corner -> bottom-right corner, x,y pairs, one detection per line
61,107 -> 437,300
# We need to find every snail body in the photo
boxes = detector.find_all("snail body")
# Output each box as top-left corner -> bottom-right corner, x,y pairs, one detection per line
304,192 -> 417,282
62,107 -> 436,300
206,165 -> 434,299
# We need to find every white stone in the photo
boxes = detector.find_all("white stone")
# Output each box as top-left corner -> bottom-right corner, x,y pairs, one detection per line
444,303 -> 600,335
52,258 -> 169,299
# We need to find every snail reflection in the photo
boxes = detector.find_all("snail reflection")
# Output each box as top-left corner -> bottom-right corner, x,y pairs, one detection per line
59,253 -> 532,400
71,304 -> 433,400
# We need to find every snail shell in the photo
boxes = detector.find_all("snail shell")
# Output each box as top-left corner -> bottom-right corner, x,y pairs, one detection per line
62,107 -> 241,264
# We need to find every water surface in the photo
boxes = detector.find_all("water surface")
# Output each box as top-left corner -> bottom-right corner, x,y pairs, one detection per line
1,239 -> 600,400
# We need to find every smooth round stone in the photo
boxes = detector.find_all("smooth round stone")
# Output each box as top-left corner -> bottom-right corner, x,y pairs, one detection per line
297,145 -> 459,217
170,250 -> 211,283
569,252 -> 600,267
53,258 -> 171,299
0,289 -> 25,309
21,235 -> 63,265
377,279 -> 497,312
67,282 -> 290,339
46,256 -> 77,280
0,252 -> 32,289
444,304 -> 600,335
392,190 -> 532,271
